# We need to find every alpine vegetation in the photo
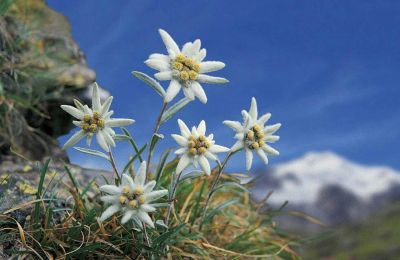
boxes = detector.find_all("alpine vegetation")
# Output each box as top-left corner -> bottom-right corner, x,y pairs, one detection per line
0,29 -> 295,259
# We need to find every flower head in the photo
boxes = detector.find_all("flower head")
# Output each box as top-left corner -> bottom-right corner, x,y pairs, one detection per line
99,161 -> 167,228
172,119 -> 229,175
61,83 -> 135,151
223,97 -> 281,171
145,29 -> 229,104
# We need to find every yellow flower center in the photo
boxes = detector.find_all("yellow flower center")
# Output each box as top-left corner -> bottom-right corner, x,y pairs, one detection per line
129,200 -> 138,208
80,111 -> 105,133
138,196 -> 145,204
187,135 -> 210,156
122,186 -> 130,194
134,186 -> 144,196
172,53 -> 200,82
246,124 -> 265,150
119,195 -> 127,205
118,185 -> 146,208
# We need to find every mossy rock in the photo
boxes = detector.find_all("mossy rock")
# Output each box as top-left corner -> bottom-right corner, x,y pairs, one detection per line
0,0 -> 97,160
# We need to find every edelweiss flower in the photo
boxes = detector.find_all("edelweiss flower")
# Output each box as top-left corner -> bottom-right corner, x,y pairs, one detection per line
223,97 -> 281,171
145,29 -> 229,104
172,119 -> 229,175
99,161 -> 167,228
61,83 -> 134,151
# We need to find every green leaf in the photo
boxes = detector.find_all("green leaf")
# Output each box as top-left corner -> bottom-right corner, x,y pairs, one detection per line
203,199 -> 238,225
153,223 -> 186,247
155,220 -> 169,229
230,173 -> 254,185
113,134 -> 131,141
213,181 -> 249,194
33,159 -> 50,225
160,97 -> 192,124
155,149 -> 171,183
121,127 -> 144,162
180,170 -> 204,182
150,133 -> 164,152
122,144 -> 147,173
80,178 -> 97,197
64,166 -> 86,211
190,180 -> 207,225
74,147 -> 110,161
132,71 -> 166,97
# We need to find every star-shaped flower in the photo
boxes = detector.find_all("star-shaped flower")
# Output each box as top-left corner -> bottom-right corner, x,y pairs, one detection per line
145,29 -> 229,104
172,119 -> 229,175
223,97 -> 281,171
61,83 -> 135,151
99,161 -> 168,228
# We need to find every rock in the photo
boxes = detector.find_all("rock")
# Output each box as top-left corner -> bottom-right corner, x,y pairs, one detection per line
0,0 -> 99,160
0,155 -> 112,221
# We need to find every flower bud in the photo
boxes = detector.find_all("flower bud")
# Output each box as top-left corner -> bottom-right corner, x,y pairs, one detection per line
189,70 -> 198,80
83,114 -> 91,123
250,142 -> 259,150
175,53 -> 186,62
138,196 -> 145,204
119,196 -> 127,205
129,200 -> 138,208
134,186 -> 144,196
180,71 -> 189,81
93,111 -> 100,120
198,147 -> 207,154
189,148 -> 197,156
246,130 -> 255,141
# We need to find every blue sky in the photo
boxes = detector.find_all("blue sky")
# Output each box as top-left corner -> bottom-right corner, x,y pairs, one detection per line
48,1 -> 400,171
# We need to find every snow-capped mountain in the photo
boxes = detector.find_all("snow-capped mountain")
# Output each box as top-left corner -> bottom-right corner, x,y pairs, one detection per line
252,151 -> 400,228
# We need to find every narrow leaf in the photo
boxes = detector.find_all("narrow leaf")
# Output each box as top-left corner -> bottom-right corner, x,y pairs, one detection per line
180,170 -> 204,182
150,133 -> 164,152
160,97 -> 192,124
213,181 -> 249,194
132,71 -> 166,97
203,199 -> 238,224
230,173 -> 254,185
122,144 -> 147,173
150,203 -> 170,208
155,149 -> 171,183
34,159 -> 50,225
121,127 -> 144,162
74,147 -> 110,161
113,134 -> 131,141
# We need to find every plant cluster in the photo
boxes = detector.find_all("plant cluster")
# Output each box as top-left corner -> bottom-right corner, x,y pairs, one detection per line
0,29 -> 298,259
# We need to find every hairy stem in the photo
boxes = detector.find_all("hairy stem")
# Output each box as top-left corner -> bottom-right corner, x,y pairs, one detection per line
142,223 -> 151,248
145,102 -> 168,181
108,148 -> 121,184
165,170 -> 183,225
199,152 -> 233,231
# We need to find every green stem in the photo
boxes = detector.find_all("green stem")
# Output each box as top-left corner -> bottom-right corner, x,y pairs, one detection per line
108,148 -> 121,184
199,152 -> 233,231
145,102 -> 168,181
165,170 -> 183,225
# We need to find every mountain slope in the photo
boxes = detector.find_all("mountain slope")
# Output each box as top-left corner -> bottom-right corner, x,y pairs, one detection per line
252,151 -> 400,228
304,203 -> 400,260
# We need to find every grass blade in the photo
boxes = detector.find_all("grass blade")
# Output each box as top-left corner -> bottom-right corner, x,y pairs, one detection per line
121,127 -> 144,162
33,159 -> 50,225
122,144 -> 147,173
